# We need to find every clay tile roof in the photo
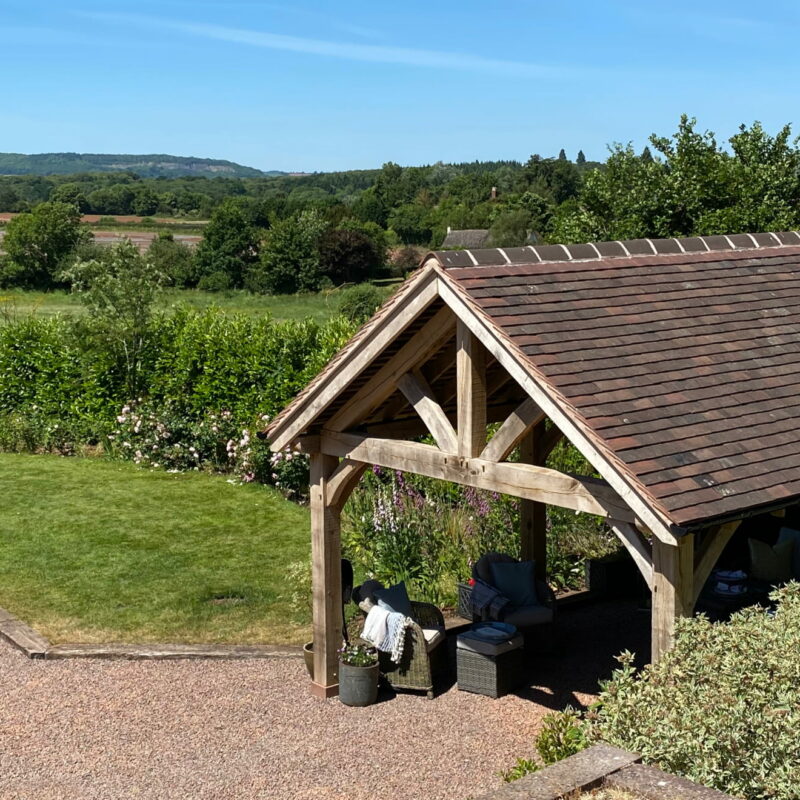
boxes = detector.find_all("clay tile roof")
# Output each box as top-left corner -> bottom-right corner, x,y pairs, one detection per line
440,229 -> 491,249
435,232 -> 800,526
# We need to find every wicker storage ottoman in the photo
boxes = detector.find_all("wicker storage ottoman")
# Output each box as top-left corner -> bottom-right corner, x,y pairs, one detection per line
456,631 -> 525,698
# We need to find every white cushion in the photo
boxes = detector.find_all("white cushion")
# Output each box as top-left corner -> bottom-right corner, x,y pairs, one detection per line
421,626 -> 445,652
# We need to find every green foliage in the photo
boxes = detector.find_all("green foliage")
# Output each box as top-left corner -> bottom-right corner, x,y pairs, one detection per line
194,198 -> 263,288
591,585 -> 800,799
556,116 -> 800,242
147,233 -> 196,287
61,241 -> 166,399
318,224 -> 386,285
502,708 -> 588,782
387,203 -> 433,245
337,283 -> 387,323
488,209 -> 531,247
252,210 -> 328,294
0,307 -> 356,481
339,642 -> 378,667
1,202 -> 87,289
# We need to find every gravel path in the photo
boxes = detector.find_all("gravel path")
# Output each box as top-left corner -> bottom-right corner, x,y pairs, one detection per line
0,600 -> 647,800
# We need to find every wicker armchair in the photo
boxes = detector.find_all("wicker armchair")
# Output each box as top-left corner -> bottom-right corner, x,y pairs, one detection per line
472,552 -> 556,653
361,600 -> 448,699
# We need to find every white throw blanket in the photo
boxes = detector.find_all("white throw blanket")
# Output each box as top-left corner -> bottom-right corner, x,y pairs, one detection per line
362,606 -> 413,663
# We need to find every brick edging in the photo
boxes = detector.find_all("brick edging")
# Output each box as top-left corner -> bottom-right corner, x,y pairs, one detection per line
0,606 -> 302,661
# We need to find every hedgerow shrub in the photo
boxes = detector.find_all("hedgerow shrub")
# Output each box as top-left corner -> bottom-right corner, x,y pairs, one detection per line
0,309 -> 354,497
592,585 -> 800,799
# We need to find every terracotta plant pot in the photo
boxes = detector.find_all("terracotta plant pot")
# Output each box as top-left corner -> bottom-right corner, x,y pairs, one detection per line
338,660 -> 379,707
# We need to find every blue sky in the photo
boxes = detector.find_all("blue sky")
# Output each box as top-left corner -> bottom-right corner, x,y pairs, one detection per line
2,0 -> 799,171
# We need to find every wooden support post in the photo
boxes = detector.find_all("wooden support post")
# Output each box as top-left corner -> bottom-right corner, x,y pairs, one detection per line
309,453 -> 343,699
520,422 -> 547,580
651,534 -> 694,663
456,320 -> 487,458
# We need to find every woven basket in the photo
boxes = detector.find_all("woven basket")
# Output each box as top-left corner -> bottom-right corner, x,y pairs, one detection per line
457,646 -> 525,698
457,581 -> 473,619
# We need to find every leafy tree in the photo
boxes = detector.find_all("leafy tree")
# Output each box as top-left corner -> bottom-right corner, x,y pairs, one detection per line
51,183 -> 89,212
318,228 -> 383,285
61,240 -> 166,399
148,233 -> 196,287
488,209 -> 531,247
132,188 -> 159,217
387,203 -> 433,245
558,148 -> 567,161
194,198 -> 263,288
337,283 -> 386,323
250,210 -> 328,294
640,145 -> 654,163
0,201 -> 88,288
576,150 -> 586,166
352,187 -> 387,227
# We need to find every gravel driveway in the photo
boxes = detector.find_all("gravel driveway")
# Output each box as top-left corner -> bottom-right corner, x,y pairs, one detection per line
0,600 -> 647,800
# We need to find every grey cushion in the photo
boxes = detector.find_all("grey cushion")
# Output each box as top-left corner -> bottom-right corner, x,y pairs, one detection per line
777,527 -> 800,580
421,627 -> 445,652
503,604 -> 553,628
473,552 -> 516,583
374,581 -> 413,617
749,538 -> 794,584
490,560 -> 538,607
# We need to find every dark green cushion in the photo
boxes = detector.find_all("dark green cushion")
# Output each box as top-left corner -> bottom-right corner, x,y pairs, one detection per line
777,528 -> 800,581
374,581 -> 413,617
490,560 -> 538,607
748,538 -> 794,584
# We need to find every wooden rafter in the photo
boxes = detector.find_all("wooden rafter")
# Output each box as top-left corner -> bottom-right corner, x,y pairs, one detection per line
456,320 -> 487,457
320,430 -> 637,523
327,305 -> 456,433
396,370 -> 458,453
480,396 -> 544,463
606,519 -> 654,588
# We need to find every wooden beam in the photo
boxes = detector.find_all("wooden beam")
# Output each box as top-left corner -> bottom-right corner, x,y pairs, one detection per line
321,430 -> 637,522
436,273 -> 678,545
540,426 -> 564,461
651,534 -> 694,663
270,268 -> 439,451
309,453 -> 343,697
327,305 -> 456,433
363,401 -> 522,440
480,397 -> 545,463
519,424 -> 548,579
456,320 -> 487,458
397,370 -> 458,453
327,458 -> 368,510
692,520 -> 742,603
607,520 -> 653,589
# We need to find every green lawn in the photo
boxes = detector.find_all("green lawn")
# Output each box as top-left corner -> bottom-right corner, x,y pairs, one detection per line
0,288 -> 340,323
0,454 -> 312,644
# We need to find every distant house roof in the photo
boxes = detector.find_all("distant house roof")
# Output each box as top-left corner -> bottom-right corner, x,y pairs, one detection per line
440,229 -> 490,249
269,231 -> 800,530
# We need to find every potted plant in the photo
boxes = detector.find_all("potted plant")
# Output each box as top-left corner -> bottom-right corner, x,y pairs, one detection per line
338,642 -> 379,707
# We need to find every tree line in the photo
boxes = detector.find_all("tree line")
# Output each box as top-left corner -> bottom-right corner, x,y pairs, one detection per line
3,116 -> 800,294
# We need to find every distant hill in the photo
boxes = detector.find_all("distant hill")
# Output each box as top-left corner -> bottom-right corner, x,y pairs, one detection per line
0,152 -> 279,178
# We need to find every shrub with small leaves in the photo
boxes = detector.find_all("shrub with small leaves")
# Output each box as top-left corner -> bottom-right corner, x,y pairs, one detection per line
591,585 -> 800,800
501,708 -> 588,782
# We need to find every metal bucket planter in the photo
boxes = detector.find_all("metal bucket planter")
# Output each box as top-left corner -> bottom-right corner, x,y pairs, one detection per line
303,642 -> 314,678
338,661 -> 379,707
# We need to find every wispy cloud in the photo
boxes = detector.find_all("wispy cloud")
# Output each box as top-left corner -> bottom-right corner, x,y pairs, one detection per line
81,12 -> 577,78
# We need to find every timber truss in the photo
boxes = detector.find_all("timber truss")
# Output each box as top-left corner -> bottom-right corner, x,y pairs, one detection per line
268,263 -> 743,698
